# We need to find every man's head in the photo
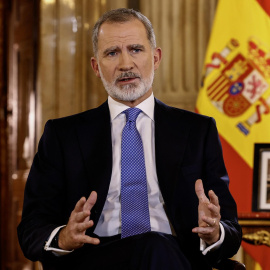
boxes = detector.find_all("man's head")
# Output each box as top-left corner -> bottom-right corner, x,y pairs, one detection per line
92,8 -> 156,57
91,8 -> 162,107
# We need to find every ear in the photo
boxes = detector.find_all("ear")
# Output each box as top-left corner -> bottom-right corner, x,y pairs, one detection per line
153,47 -> 162,71
91,57 -> 101,78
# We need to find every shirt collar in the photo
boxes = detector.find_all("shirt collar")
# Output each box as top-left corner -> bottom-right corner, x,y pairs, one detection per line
108,93 -> 155,121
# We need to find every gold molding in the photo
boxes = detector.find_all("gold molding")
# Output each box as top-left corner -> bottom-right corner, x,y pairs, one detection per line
239,219 -> 270,226
242,230 -> 270,247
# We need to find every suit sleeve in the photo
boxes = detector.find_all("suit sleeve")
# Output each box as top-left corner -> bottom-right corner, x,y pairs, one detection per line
202,118 -> 242,266
17,120 -> 67,262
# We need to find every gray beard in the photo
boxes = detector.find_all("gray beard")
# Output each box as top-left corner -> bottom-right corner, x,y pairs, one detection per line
99,70 -> 154,102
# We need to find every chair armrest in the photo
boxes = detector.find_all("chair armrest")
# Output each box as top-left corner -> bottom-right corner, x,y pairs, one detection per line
215,259 -> 246,270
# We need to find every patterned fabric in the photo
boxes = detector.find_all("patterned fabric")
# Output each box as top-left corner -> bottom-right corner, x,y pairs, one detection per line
121,107 -> 151,238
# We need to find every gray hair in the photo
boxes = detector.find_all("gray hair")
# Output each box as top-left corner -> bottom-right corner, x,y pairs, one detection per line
92,8 -> 156,56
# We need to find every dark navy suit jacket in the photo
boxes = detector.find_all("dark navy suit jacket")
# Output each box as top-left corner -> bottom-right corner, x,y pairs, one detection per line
18,99 -> 242,269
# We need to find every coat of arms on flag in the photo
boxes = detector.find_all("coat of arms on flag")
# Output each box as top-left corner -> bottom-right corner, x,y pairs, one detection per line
202,38 -> 270,135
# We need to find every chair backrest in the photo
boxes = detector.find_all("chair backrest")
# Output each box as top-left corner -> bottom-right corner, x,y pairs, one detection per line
215,259 -> 246,270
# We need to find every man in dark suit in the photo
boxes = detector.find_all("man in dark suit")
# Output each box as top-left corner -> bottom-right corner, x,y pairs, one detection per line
18,8 -> 242,270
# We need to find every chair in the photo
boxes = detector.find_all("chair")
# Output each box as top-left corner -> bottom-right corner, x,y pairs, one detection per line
215,259 -> 246,270
40,259 -> 246,270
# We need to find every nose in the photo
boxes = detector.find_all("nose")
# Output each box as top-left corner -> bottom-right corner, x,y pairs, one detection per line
118,51 -> 134,71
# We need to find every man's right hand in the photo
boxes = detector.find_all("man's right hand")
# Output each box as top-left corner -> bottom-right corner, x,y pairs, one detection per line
58,191 -> 100,250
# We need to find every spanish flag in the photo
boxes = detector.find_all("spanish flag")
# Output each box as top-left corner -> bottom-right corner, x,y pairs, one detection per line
196,0 -> 270,269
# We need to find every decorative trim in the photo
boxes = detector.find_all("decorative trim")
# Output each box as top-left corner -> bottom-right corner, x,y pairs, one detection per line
242,230 -> 270,247
239,219 -> 270,226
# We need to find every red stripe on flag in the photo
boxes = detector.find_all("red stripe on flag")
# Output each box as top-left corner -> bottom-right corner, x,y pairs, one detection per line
208,75 -> 224,94
213,83 -> 230,100
242,242 -> 270,269
257,0 -> 270,17
219,135 -> 253,213
195,108 -> 253,213
209,77 -> 227,96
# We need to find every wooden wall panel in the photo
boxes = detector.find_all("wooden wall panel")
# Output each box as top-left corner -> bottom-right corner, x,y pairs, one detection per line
0,0 -> 9,269
5,0 -> 39,269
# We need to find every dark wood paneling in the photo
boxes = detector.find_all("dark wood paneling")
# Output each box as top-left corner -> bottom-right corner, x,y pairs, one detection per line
2,0 -> 39,269
0,0 -> 9,269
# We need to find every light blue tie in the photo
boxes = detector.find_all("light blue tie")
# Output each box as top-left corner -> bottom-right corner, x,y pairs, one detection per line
121,107 -> 151,238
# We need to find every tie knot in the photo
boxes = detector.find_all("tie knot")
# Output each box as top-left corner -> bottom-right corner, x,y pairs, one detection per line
124,108 -> 142,122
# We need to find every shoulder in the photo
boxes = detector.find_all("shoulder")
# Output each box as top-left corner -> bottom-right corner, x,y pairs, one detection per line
42,101 -> 110,137
46,101 -> 109,127
154,98 -> 215,127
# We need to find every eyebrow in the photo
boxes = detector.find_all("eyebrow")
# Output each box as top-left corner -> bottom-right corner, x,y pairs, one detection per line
128,44 -> 145,50
103,46 -> 120,56
102,44 -> 146,56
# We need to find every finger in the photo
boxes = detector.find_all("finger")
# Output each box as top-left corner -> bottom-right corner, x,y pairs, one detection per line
192,226 -> 215,234
208,190 -> 219,207
76,220 -> 94,232
84,191 -> 98,212
79,235 -> 100,245
195,179 -> 209,203
74,197 -> 87,213
192,227 -> 220,246
207,191 -> 221,218
201,216 -> 218,227
74,210 -> 91,222
207,203 -> 220,218
192,227 -> 215,237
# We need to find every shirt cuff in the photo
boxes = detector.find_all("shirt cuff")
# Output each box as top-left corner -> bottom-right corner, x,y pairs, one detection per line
44,225 -> 73,256
200,222 -> 225,255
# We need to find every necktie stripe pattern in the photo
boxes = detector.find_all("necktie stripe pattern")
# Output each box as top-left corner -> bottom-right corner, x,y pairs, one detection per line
121,107 -> 151,238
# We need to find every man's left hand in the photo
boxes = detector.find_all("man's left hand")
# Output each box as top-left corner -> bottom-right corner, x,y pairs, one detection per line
192,179 -> 221,245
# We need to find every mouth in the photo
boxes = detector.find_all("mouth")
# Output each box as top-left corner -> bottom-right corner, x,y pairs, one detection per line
118,77 -> 137,83
116,73 -> 141,84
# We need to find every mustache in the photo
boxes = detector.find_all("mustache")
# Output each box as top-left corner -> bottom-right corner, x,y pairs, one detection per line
116,72 -> 141,82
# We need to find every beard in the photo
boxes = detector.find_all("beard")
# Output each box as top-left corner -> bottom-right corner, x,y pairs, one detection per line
99,69 -> 154,102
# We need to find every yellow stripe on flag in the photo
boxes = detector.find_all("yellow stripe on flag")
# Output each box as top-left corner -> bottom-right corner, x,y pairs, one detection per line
196,0 -> 270,168
255,262 -> 263,270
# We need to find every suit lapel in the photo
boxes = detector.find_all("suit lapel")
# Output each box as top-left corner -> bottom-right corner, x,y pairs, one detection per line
154,99 -> 191,205
75,101 -> 112,225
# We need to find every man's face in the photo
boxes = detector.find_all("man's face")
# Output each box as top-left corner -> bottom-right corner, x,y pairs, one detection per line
91,19 -> 161,104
